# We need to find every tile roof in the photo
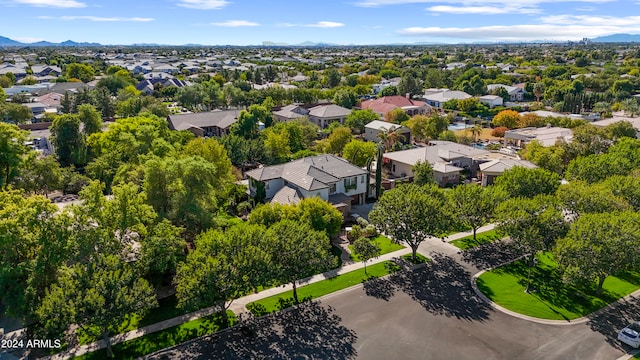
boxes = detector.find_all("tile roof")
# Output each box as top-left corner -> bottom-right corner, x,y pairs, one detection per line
383,141 -> 489,168
308,104 -> 351,119
365,120 -> 410,133
360,95 -> 427,110
479,158 -> 537,173
246,154 -> 366,191
270,185 -> 302,205
168,110 -> 241,131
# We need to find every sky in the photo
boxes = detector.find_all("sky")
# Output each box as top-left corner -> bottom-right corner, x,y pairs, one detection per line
1,0 -> 640,45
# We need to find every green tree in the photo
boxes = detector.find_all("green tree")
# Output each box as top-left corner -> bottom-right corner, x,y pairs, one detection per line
0,123 -> 28,188
297,197 -> 343,238
77,103 -> 103,136
232,104 -> 271,139
352,236 -> 381,276
1,103 -> 32,124
495,167 -> 560,198
332,88 -> 358,109
64,63 -> 95,83
326,126 -> 353,155
565,153 -> 633,184
520,140 -> 566,175
369,184 -> 450,261
495,195 -> 568,292
182,137 -> 234,183
604,174 -> 640,211
592,101 -> 611,118
342,139 -> 376,167
397,72 -> 423,98
621,98 -> 640,117
555,211 -> 640,295
51,114 -> 86,167
556,181 -> 630,216
449,185 -> 504,241
267,220 -> 336,303
411,160 -> 435,186
263,129 -> 291,163
345,109 -> 379,134
37,255 -> 157,358
176,224 -> 268,326
533,82 -> 544,103
12,154 -> 62,196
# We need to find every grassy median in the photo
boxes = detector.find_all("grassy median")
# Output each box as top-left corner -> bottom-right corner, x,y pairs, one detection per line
450,229 -> 502,250
477,252 -> 640,320
348,235 -> 404,261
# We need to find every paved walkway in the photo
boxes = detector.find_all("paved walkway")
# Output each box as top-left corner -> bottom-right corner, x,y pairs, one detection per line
36,246 -> 412,360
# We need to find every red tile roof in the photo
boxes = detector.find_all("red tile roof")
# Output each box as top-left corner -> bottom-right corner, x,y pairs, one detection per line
359,95 -> 427,114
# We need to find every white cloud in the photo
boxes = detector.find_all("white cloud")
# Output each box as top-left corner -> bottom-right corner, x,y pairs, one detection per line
427,5 -> 539,14
542,15 -> 640,26
11,36 -> 46,42
355,0 -> 613,6
38,15 -> 154,22
176,0 -> 229,9
211,20 -> 259,27
303,21 -> 345,28
397,22 -> 640,41
13,0 -> 85,7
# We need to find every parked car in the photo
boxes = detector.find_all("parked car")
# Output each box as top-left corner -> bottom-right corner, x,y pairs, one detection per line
618,321 -> 640,348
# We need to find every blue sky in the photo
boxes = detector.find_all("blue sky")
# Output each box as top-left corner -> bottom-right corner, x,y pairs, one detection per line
2,0 -> 639,45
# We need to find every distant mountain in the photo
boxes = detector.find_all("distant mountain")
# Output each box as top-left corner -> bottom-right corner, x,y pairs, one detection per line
0,36 -> 23,46
592,34 -> 640,43
0,35 -> 102,47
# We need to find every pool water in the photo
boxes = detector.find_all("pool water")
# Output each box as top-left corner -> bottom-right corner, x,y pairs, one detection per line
448,123 -> 474,131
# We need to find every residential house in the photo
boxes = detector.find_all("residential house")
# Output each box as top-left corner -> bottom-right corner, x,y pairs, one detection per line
37,92 -> 63,109
30,65 -> 62,77
167,109 -> 240,137
372,78 -> 400,94
486,84 -> 526,102
358,95 -> 432,117
364,120 -> 411,145
273,103 -> 351,128
246,155 -> 369,211
382,141 -> 490,187
136,78 -> 191,95
478,158 -> 537,186
478,95 -> 504,108
423,89 -> 472,109
591,116 -> 640,138
503,126 -> 573,148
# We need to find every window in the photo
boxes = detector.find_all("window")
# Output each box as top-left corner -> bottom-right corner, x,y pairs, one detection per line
329,183 -> 337,193
344,177 -> 357,191
264,181 -> 269,190
392,164 -> 396,172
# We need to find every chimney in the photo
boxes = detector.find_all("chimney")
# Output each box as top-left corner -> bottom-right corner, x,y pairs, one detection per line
405,93 -> 410,99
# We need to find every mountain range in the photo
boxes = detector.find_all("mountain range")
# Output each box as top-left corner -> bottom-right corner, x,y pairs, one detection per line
1,34 -> 640,47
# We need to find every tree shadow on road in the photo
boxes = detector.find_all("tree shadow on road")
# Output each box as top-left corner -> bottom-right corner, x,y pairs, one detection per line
587,295 -> 640,351
461,239 -> 521,271
147,301 -> 358,360
362,254 -> 492,321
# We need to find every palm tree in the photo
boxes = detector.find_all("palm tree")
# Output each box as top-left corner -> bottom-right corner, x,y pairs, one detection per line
377,126 -> 402,151
471,125 -> 483,143
533,82 -> 544,103
621,98 -> 640,118
592,101 -> 611,119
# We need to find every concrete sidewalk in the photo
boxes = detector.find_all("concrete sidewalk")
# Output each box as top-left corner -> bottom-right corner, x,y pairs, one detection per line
41,246 -> 412,360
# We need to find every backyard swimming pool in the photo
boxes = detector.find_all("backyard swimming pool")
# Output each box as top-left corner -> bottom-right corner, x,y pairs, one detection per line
447,123 -> 474,131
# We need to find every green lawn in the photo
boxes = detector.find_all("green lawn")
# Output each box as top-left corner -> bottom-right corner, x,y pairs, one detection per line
78,295 -> 190,345
477,252 -> 640,320
450,229 -> 502,250
402,253 -> 429,264
349,235 -> 404,261
247,260 -> 400,315
75,311 -> 236,360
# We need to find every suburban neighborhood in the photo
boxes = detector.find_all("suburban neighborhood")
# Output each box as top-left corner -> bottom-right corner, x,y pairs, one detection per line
2,29 -> 640,360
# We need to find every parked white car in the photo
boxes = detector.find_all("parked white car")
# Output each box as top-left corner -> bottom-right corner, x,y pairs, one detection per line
618,322 -> 640,348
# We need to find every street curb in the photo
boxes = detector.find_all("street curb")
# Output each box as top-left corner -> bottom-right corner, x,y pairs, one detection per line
470,262 -> 640,326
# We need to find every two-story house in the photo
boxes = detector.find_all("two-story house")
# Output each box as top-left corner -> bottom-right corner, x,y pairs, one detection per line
246,155 -> 368,209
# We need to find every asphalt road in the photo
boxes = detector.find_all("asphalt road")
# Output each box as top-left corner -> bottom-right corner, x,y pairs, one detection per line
145,250 -> 640,360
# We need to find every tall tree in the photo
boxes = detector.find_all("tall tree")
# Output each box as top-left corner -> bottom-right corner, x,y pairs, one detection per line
0,123 -> 28,188
495,167 -> 560,199
352,236 -> 381,276
495,195 -> 568,292
555,211 -> 640,295
411,160 -> 435,186
12,154 -> 63,196
449,185 -> 504,241
345,109 -> 379,134
51,114 -> 86,167
369,184 -> 451,261
77,103 -> 103,136
266,220 -> 336,303
342,139 -> 376,167
37,255 -> 157,358
491,110 -> 520,129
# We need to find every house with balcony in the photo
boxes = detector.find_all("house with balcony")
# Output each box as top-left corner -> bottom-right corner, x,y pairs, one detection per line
245,155 -> 368,210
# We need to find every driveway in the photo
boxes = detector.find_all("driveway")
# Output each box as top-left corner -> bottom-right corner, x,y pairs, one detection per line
144,251 -> 635,360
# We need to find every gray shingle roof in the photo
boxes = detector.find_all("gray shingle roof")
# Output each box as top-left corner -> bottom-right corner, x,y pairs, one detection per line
168,110 -> 240,131
246,154 -> 365,191
271,185 -> 302,205
308,104 -> 351,119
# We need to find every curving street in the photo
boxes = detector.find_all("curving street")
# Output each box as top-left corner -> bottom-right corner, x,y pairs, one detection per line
144,239 -> 640,360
